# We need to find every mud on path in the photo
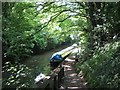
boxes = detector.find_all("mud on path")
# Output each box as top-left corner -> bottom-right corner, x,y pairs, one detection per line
60,57 -> 88,90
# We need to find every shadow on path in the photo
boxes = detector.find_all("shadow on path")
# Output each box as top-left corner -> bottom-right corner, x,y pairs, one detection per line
60,58 -> 87,90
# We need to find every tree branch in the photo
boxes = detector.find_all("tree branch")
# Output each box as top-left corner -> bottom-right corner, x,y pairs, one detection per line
57,12 -> 88,23
30,9 -> 71,37
57,15 -> 72,22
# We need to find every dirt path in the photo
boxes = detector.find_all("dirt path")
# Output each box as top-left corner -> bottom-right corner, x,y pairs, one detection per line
59,58 -> 87,90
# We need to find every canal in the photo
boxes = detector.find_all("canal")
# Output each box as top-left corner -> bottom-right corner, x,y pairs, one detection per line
2,44 -> 72,88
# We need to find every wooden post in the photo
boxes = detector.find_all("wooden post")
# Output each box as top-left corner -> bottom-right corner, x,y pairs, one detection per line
44,83 -> 50,90
53,75 -> 57,90
58,67 -> 64,88
62,67 -> 64,78
35,61 -> 65,90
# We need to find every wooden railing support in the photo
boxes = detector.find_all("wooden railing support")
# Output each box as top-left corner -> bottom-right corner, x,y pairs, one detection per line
58,67 -> 64,88
35,61 -> 65,90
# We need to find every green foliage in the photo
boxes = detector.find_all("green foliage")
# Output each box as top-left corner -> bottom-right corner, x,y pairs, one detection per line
2,62 -> 32,88
3,2 -> 87,62
75,2 -> 120,89
78,41 -> 120,88
3,1 -> 120,89
3,2 -> 37,61
2,2 -> 88,89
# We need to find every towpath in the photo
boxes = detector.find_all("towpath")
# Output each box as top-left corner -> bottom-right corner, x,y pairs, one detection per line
59,57 -> 88,90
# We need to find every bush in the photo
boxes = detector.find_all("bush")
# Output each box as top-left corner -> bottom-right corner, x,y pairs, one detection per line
77,41 -> 120,88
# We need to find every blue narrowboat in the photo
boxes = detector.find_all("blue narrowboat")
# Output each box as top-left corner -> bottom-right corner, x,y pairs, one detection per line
50,44 -> 77,69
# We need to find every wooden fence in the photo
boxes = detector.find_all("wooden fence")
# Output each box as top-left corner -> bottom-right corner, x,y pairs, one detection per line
35,62 -> 64,90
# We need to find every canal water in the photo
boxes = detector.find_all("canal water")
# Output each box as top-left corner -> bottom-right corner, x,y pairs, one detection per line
22,45 -> 71,88
2,44 -> 72,89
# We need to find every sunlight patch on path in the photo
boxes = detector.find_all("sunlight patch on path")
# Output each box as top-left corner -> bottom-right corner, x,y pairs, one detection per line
65,58 -> 75,62
60,57 -> 87,90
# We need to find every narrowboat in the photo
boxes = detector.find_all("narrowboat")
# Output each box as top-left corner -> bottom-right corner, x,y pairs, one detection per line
50,44 -> 77,69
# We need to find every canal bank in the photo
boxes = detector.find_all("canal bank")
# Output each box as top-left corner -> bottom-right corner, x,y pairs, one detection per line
2,44 -> 73,89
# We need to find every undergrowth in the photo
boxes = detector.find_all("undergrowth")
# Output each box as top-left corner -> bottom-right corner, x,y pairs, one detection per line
76,41 -> 120,88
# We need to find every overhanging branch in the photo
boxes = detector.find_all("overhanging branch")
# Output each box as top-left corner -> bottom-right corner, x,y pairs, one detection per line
30,9 -> 71,37
57,11 -> 88,23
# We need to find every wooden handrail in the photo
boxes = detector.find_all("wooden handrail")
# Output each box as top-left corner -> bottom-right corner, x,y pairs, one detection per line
35,61 -> 65,90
